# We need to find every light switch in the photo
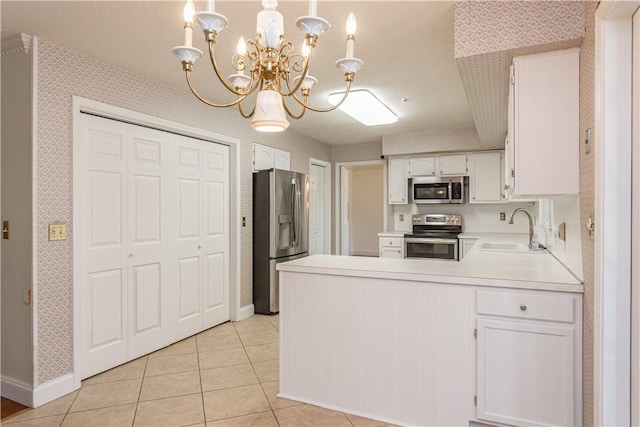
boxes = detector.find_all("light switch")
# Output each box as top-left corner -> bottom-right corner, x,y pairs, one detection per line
49,223 -> 67,241
399,214 -> 404,222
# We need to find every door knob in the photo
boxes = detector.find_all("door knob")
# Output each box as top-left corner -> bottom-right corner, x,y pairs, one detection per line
519,304 -> 527,311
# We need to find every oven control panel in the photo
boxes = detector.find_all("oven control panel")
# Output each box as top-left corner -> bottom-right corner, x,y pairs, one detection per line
412,214 -> 462,226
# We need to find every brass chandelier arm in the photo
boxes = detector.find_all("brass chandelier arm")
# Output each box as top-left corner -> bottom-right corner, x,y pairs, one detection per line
282,98 -> 307,120
280,46 -> 314,97
185,71 -> 247,108
290,80 -> 353,113
207,41 -> 253,96
237,99 -> 256,119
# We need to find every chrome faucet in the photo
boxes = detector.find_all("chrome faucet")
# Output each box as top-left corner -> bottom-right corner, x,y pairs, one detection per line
508,208 -> 535,249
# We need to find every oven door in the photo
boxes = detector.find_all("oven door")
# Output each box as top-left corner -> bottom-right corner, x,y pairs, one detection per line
405,237 -> 459,261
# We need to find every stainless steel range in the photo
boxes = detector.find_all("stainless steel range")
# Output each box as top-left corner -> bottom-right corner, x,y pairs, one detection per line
404,214 -> 462,261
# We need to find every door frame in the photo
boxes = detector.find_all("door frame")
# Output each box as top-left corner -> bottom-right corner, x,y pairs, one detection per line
71,96 -> 241,389
308,158 -> 332,255
334,160 -> 386,256
593,1 -> 639,425
632,7 -> 640,426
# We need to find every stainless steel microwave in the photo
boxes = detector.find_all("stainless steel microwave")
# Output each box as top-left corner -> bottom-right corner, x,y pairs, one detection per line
410,176 -> 465,204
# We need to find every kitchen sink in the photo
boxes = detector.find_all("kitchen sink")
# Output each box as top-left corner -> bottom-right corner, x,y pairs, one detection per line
477,242 -> 541,253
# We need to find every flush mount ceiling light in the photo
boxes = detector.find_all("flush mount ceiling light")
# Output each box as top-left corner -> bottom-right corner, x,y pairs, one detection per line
172,0 -> 365,133
328,89 -> 398,126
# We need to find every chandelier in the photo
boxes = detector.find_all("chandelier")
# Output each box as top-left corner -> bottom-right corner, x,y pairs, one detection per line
171,0 -> 364,132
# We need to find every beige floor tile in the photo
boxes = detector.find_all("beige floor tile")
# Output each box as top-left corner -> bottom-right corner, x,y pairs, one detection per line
252,359 -> 279,383
260,381 -> 303,410
243,343 -> 278,363
196,322 -> 237,338
198,348 -> 249,370
344,412 -> 389,427
205,411 -> 278,427
274,404 -> 352,427
145,353 -> 199,377
236,331 -> 279,347
202,384 -> 270,421
140,370 -> 202,401
134,394 -> 205,427
70,379 -> 141,413
196,334 -> 242,353
200,364 -> 258,392
83,357 -> 148,386
60,403 -> 136,426
233,319 -> 277,334
269,315 -> 279,331
149,337 -> 197,358
3,414 -> 65,426
5,392 -> 78,422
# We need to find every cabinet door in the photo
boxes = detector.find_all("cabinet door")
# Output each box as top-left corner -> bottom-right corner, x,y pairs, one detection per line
379,247 -> 403,258
408,156 -> 435,176
469,152 -> 503,203
439,154 -> 467,176
513,49 -> 579,195
273,148 -> 291,170
476,318 -> 575,427
253,143 -> 274,171
388,158 -> 408,204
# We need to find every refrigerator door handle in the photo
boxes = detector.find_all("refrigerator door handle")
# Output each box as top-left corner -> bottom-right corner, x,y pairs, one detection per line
291,179 -> 297,247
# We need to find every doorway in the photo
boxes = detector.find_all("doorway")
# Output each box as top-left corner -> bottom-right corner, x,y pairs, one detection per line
335,161 -> 386,256
308,159 -> 331,255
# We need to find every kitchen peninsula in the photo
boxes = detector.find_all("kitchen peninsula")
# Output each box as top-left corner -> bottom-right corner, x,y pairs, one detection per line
277,248 -> 583,426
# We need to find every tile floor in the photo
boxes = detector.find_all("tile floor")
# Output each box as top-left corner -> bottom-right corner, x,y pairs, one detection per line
3,315 -> 394,427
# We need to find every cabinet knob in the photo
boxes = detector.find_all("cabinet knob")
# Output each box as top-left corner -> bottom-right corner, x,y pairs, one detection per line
520,304 -> 527,311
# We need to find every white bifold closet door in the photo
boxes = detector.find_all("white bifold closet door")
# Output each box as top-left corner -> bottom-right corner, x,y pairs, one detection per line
79,113 -> 229,379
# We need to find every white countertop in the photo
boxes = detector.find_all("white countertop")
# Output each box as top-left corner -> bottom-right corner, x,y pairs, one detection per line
277,249 -> 583,293
377,231 -> 407,237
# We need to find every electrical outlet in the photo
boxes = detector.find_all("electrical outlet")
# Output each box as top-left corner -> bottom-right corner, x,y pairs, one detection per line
499,212 -> 506,221
399,214 -> 404,222
49,223 -> 67,241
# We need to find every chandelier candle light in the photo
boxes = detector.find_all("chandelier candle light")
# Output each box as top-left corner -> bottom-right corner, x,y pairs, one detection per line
171,0 -> 364,132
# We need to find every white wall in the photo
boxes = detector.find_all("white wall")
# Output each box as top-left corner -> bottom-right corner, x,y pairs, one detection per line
1,36 -> 34,388
349,167 -> 384,256
392,202 -> 536,234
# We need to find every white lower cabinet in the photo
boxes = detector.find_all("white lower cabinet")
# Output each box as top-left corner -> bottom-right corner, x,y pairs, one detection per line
473,289 -> 582,427
378,236 -> 404,258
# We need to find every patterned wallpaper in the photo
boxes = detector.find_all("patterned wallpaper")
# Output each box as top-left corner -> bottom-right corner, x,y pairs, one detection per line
454,1 -> 585,148
34,38 -> 331,384
579,2 -> 597,425
332,140 -> 382,163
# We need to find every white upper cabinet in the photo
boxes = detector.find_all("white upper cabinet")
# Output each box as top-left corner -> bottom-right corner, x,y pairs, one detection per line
508,48 -> 579,197
438,154 -> 468,176
388,157 -> 409,204
469,151 -> 506,204
253,143 -> 291,171
408,156 -> 436,177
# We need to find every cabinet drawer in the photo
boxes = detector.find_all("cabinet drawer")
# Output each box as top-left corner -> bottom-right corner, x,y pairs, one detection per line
476,290 -> 574,323
380,237 -> 403,248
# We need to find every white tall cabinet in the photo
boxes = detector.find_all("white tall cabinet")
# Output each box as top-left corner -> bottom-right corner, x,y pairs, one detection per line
506,48 -> 579,197
388,157 -> 408,204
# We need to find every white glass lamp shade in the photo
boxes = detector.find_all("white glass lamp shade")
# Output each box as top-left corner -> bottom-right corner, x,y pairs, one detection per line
228,74 -> 251,90
296,16 -> 330,37
336,58 -> 364,74
195,11 -> 228,33
293,75 -> 318,90
251,90 -> 290,132
171,46 -> 203,63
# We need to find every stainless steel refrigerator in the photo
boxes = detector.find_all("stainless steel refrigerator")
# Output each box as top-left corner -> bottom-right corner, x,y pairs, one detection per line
253,168 -> 309,314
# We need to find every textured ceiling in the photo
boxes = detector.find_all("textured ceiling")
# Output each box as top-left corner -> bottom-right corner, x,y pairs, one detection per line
1,1 -> 477,146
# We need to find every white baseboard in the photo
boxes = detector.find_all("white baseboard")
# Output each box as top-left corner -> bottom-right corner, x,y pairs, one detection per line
237,304 -> 255,321
32,373 -> 76,407
1,376 -> 33,407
